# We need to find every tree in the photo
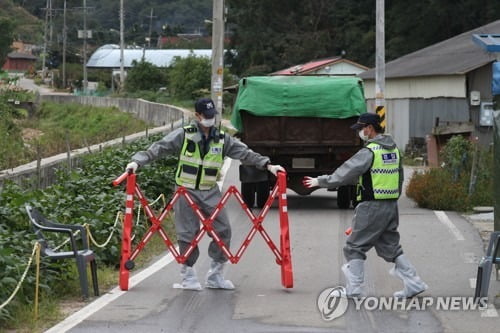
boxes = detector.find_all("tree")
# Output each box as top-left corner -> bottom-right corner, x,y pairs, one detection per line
125,60 -> 168,92
167,53 -> 210,99
0,18 -> 14,67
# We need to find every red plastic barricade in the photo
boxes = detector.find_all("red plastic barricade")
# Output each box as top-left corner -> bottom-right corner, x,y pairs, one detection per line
112,171 -> 293,290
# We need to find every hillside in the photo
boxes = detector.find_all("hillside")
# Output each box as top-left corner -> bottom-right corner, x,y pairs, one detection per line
0,0 -> 42,44
12,0 -> 211,47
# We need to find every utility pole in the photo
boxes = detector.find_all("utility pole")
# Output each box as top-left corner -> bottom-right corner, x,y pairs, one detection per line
62,0 -> 67,89
375,0 -> 386,130
49,0 -> 53,48
146,8 -> 157,48
82,0 -> 88,94
210,0 -> 224,123
120,0 -> 125,90
41,0 -> 49,79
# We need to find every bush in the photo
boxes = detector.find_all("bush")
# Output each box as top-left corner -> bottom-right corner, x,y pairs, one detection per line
125,60 -> 168,92
406,135 -> 493,211
406,168 -> 469,210
168,53 -> 211,99
0,134 -> 177,323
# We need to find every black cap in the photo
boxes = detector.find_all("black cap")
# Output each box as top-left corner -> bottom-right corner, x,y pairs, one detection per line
350,113 -> 381,130
195,98 -> 218,119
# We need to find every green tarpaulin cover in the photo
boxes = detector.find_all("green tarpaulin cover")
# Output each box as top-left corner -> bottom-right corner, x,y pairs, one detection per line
230,75 -> 366,132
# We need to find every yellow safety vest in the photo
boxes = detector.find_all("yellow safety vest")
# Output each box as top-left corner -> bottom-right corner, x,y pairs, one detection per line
175,125 -> 225,190
357,142 -> 400,201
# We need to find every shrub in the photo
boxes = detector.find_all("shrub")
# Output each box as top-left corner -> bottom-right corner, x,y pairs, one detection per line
0,134 -> 177,323
406,135 -> 493,211
406,168 -> 469,211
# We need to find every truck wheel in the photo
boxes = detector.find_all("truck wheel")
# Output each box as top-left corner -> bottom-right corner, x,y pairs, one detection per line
241,182 -> 256,208
256,181 -> 270,208
337,186 -> 351,209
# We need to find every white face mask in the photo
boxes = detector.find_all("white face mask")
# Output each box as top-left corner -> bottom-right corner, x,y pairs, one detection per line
358,128 -> 369,141
200,117 -> 215,128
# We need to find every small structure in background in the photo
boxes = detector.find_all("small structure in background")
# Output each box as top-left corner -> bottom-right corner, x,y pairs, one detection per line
270,56 -> 368,76
426,118 -> 475,167
2,41 -> 38,73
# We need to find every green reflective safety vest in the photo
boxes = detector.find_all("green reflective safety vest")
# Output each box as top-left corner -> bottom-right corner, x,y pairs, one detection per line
357,142 -> 400,201
175,125 -> 225,190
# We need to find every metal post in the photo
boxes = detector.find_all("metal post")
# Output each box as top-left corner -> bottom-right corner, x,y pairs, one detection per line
120,0 -> 125,90
211,0 -> 224,124
495,110 -> 500,233
82,0 -> 88,94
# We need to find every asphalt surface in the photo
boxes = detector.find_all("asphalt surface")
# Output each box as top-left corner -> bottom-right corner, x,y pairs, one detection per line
46,163 -> 499,333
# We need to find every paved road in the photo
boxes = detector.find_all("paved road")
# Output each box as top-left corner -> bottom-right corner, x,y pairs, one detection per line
15,75 -> 68,95
47,163 -> 499,332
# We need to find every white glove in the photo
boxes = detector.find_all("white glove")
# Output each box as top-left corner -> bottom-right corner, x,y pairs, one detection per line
267,164 -> 285,176
126,161 -> 138,173
302,176 -> 319,188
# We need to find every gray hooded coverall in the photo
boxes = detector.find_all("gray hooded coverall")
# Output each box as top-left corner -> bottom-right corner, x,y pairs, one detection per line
317,134 -> 404,263
131,121 -> 270,266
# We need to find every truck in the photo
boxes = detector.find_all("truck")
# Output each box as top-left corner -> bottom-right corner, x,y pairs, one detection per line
230,75 -> 366,209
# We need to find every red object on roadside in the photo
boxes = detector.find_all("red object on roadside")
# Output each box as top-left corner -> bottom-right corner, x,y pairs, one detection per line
112,171 -> 294,289
345,227 -> 352,236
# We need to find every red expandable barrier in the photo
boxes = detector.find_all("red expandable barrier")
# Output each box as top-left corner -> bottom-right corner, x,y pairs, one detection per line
112,171 -> 294,290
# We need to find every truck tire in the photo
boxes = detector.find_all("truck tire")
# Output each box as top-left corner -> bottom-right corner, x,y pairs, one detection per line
337,186 -> 351,209
256,181 -> 270,208
241,182 -> 256,208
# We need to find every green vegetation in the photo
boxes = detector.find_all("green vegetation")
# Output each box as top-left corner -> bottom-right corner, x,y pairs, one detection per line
0,134 -> 178,330
0,1 -> 41,44
406,135 -> 493,211
167,54 -> 211,99
125,60 -> 168,92
0,18 -> 14,67
0,95 -> 149,169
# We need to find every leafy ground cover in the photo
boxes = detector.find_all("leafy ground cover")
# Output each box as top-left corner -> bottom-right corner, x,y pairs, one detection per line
0,134 -> 178,330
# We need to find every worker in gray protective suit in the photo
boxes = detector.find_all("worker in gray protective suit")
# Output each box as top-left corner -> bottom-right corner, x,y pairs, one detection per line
303,112 -> 427,298
126,98 -> 284,291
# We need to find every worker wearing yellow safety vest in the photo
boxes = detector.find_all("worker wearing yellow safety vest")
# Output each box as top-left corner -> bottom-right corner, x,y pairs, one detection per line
303,113 -> 427,298
126,98 -> 284,291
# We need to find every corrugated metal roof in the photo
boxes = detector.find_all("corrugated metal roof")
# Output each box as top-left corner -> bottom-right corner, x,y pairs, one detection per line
86,45 -> 212,68
360,20 -> 500,80
7,52 -> 37,60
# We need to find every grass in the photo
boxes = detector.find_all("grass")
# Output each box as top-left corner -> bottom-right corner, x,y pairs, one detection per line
22,102 -> 149,158
1,101 -> 150,169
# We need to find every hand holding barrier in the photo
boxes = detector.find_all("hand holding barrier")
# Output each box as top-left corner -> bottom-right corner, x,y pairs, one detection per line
112,171 -> 293,290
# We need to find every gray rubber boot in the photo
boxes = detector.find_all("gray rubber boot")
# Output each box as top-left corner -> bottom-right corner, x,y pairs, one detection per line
390,255 -> 428,298
173,265 -> 202,291
205,261 -> 235,289
341,259 -> 364,297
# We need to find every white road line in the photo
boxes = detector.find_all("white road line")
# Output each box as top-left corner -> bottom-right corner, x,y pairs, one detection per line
45,251 -> 177,333
48,159 -> 233,332
434,211 -> 465,241
469,278 -> 476,289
